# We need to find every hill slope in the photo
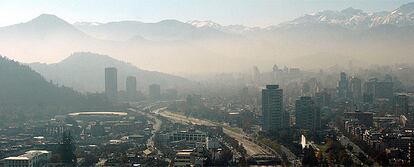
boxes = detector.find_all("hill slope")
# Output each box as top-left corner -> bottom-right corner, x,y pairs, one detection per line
0,55 -> 107,126
29,52 -> 194,93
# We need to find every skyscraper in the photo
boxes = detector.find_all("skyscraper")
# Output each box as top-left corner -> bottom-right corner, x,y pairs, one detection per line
295,96 -> 321,131
350,76 -> 362,102
105,67 -> 117,101
262,85 -> 284,133
338,72 -> 348,99
149,84 -> 161,100
126,76 -> 137,101
395,94 -> 409,115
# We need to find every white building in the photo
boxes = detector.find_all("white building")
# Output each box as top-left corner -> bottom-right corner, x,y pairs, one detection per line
1,150 -> 51,167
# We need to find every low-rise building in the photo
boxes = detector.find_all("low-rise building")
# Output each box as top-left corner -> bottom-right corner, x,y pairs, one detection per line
1,150 -> 51,167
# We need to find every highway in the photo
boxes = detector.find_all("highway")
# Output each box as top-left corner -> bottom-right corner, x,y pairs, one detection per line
158,110 -> 271,156
131,107 -> 163,155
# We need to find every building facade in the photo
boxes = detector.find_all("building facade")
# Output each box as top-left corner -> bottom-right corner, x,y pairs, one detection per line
262,85 -> 285,133
105,67 -> 118,101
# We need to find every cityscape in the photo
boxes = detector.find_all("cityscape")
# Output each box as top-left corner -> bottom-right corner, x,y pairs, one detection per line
1,1 -> 414,167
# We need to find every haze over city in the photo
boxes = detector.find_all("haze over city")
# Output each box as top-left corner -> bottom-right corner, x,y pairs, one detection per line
1,1 -> 414,167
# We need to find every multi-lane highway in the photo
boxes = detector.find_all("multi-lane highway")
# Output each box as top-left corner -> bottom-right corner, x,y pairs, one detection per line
158,110 -> 271,156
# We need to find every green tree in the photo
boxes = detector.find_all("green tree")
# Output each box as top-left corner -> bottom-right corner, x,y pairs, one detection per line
302,146 -> 319,166
59,131 -> 77,166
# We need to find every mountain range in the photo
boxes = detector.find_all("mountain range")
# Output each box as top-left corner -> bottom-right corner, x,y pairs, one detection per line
1,2 -> 414,73
29,52 -> 193,93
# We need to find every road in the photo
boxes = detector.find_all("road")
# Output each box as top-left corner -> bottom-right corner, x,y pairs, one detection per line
337,135 -> 365,165
131,107 -> 163,155
158,110 -> 271,156
331,124 -> 378,166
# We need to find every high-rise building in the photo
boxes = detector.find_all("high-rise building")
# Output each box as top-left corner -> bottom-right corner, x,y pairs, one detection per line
363,78 -> 393,100
149,84 -> 161,100
105,67 -> 117,100
338,72 -> 349,99
315,90 -> 331,108
126,76 -> 137,101
350,77 -> 362,102
395,94 -> 409,115
375,81 -> 393,99
295,96 -> 321,131
262,85 -> 284,133
252,66 -> 261,84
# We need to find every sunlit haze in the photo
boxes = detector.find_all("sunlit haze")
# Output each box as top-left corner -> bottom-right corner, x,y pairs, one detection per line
1,2 -> 414,166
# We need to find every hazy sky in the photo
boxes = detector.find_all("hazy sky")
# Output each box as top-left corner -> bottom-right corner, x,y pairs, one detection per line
0,0 -> 413,27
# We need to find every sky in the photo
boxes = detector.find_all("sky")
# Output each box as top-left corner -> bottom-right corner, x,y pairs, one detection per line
0,0 -> 413,27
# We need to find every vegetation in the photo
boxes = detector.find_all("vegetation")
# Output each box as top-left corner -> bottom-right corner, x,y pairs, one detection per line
0,56 -> 108,126
59,131 -> 77,166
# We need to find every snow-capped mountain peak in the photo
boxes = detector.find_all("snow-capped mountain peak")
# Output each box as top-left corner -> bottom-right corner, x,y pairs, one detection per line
280,3 -> 414,29
187,20 -> 222,29
73,22 -> 103,26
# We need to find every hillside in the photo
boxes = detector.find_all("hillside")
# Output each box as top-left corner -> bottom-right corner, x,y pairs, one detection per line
0,55 -> 107,126
29,52 -> 194,93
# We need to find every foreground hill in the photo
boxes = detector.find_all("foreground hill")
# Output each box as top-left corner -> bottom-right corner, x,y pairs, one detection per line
0,56 -> 107,126
29,52 -> 194,93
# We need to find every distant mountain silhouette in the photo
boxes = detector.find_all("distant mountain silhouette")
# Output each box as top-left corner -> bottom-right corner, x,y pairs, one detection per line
74,19 -> 234,41
0,14 -> 88,39
2,3 -> 414,73
0,55 -> 107,126
29,52 -> 194,93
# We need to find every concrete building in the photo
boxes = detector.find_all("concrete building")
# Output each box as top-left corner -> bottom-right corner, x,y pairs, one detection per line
338,72 -> 349,99
344,111 -> 374,127
262,85 -> 285,133
126,76 -> 137,101
148,84 -> 161,100
363,78 -> 394,101
295,96 -> 321,131
395,94 -> 409,115
375,81 -> 394,99
105,67 -> 118,101
1,150 -> 51,167
350,76 -> 362,103
173,151 -> 193,167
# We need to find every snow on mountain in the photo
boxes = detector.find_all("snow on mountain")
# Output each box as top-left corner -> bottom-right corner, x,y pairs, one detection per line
73,22 -> 103,26
187,20 -> 221,29
279,2 -> 414,29
187,20 -> 261,34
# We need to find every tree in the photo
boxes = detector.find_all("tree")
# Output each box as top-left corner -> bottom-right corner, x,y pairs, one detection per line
302,146 -> 319,166
59,131 -> 77,166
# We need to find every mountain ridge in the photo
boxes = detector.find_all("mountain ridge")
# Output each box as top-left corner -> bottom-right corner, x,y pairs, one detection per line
29,52 -> 194,93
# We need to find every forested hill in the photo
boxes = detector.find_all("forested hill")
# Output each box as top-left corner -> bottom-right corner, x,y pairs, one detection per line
0,56 -> 107,126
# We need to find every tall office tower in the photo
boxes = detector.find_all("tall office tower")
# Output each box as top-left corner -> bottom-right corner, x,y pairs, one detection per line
315,90 -> 331,108
272,64 -> 279,83
149,84 -> 161,100
295,96 -> 321,131
338,72 -> 349,99
375,81 -> 393,99
126,76 -> 137,101
350,76 -> 362,102
105,67 -> 118,101
252,66 -> 261,84
262,85 -> 284,133
363,78 -> 377,103
395,94 -> 409,115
